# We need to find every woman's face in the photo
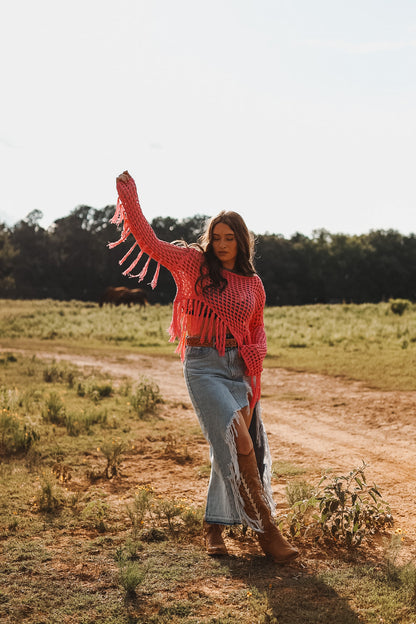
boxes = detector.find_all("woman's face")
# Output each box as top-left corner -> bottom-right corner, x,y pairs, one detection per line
212,222 -> 238,270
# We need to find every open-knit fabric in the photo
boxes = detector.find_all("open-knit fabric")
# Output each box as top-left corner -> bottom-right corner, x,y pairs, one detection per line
110,176 -> 267,407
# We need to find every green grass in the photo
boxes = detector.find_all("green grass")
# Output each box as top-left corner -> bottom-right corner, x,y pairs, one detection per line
264,302 -> 416,390
1,299 -> 415,389
1,300 -> 416,622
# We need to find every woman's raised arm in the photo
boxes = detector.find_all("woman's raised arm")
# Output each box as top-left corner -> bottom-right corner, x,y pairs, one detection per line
112,171 -> 191,277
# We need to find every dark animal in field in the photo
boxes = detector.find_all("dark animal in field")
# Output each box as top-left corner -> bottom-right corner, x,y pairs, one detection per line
99,286 -> 148,308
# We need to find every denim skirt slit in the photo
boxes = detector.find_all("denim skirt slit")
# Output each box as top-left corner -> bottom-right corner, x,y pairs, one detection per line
183,345 -> 275,530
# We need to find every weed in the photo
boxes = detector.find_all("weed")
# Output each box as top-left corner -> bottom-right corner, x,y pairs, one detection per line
118,378 -> 132,396
180,503 -> 204,535
126,485 -> 155,537
76,380 -> 114,402
35,478 -> 64,514
81,499 -> 110,532
315,462 -> 393,545
42,360 -> 79,385
282,462 -> 393,547
100,439 -> 126,478
0,411 -> 40,456
88,382 -> 113,402
128,489 -> 191,539
42,392 -> 66,425
123,538 -> 145,560
285,479 -> 315,507
117,557 -> 147,597
129,378 -> 163,419
162,434 -> 193,464
51,461 -> 72,483
0,386 -> 19,412
20,387 -> 44,413
152,496 -> 191,538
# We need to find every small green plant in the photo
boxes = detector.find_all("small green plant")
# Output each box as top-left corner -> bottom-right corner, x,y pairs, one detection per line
100,440 -> 126,478
282,462 -> 393,547
152,496 -> 187,537
116,554 -> 147,598
42,392 -> 66,425
384,532 -> 405,581
315,463 -> 393,546
36,478 -> 64,514
76,380 -> 113,402
0,386 -> 19,412
20,387 -> 44,413
126,485 -> 155,537
179,502 -> 204,535
81,500 -> 110,532
129,378 -> 163,419
0,412 -> 40,456
87,382 -> 113,402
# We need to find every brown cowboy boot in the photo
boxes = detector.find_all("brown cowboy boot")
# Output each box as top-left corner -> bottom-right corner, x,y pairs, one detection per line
238,449 -> 299,563
203,521 -> 228,556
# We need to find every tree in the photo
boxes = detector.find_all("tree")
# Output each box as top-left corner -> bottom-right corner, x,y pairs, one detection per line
0,223 -> 17,295
10,214 -> 51,298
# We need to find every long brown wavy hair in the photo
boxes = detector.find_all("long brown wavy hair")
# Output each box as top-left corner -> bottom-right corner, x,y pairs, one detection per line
195,211 -> 256,295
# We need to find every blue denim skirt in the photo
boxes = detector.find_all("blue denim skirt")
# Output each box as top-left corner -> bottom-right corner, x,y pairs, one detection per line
183,346 -> 274,529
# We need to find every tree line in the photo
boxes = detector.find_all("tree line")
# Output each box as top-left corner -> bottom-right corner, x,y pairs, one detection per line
0,206 -> 415,305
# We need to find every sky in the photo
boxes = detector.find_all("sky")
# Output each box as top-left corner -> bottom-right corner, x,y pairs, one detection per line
1,0 -> 415,238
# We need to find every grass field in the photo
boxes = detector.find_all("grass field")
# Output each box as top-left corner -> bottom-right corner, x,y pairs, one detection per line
1,298 -> 415,390
1,299 -> 416,623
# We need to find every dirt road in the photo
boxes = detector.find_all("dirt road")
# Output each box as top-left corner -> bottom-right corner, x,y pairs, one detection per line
13,348 -> 416,559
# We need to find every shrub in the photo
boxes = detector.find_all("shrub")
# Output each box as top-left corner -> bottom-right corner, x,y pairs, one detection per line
36,479 -> 64,514
129,379 -> 163,419
0,412 -> 40,456
43,361 -> 76,384
42,392 -> 66,425
126,485 -> 155,537
65,409 -> 108,436
116,557 -> 147,597
76,380 -> 113,402
282,462 -> 393,547
81,500 -> 110,532
100,440 -> 126,478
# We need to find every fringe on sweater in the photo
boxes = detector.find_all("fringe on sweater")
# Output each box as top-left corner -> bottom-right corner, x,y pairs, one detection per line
108,198 -> 161,290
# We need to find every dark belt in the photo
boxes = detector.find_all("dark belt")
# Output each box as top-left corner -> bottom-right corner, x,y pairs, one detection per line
186,336 -> 238,348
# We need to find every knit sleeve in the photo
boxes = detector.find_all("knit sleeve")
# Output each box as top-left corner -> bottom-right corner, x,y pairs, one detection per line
111,176 -> 189,276
239,279 -> 267,376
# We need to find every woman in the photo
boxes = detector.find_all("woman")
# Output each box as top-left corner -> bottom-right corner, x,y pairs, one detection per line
110,171 -> 298,564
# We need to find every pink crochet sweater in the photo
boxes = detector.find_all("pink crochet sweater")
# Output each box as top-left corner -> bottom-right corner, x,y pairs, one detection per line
110,176 -> 267,407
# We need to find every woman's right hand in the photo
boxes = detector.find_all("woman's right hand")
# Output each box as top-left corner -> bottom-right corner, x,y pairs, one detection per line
116,170 -> 132,185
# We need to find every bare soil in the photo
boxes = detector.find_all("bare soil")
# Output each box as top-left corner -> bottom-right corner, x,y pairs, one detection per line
33,349 -> 416,562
